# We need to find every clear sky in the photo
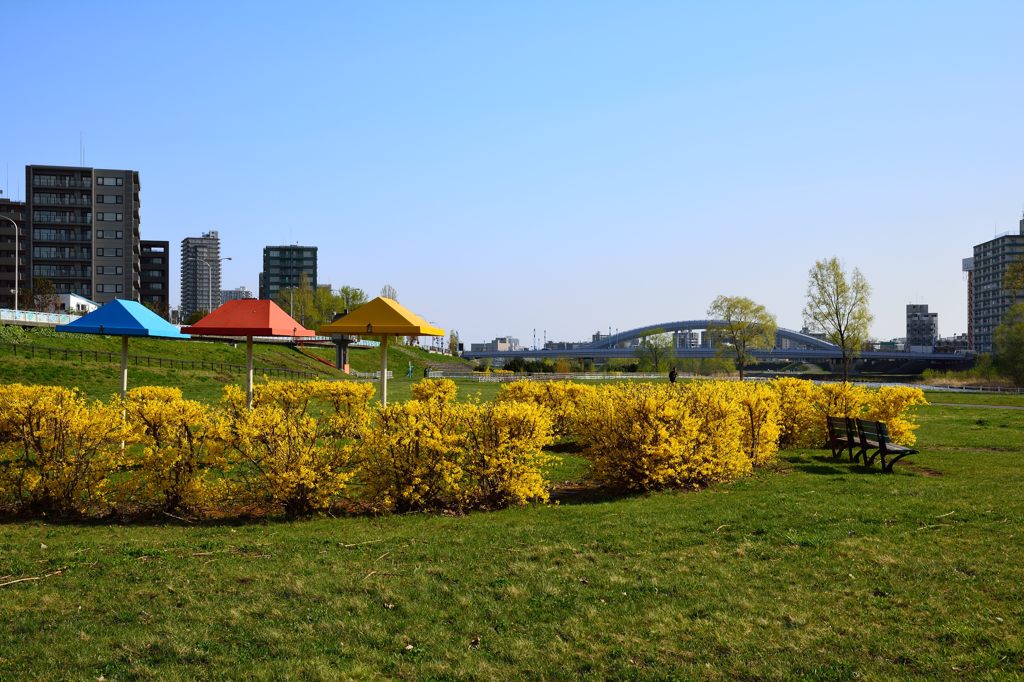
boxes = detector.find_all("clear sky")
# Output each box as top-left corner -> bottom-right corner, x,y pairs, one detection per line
3,1 -> 1022,344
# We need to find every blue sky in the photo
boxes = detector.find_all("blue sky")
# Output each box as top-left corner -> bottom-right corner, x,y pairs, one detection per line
3,1 -> 1022,344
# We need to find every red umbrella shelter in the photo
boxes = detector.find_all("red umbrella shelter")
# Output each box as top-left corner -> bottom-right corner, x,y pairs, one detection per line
183,300 -> 314,407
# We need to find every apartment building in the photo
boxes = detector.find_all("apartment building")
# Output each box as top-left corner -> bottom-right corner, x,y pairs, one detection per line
26,165 -> 141,304
258,245 -> 317,300
180,230 -> 222,319
967,215 -> 1024,353
140,240 -> 170,316
0,198 -> 27,309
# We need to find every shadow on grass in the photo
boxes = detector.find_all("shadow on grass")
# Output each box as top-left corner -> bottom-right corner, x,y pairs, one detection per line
549,483 -> 649,506
780,453 -> 881,477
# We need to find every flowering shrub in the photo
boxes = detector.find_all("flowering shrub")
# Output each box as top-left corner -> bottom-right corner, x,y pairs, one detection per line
815,382 -> 871,421
497,380 -> 596,437
731,381 -> 781,465
0,376 -> 930,519
463,400 -> 554,507
122,386 -> 227,514
0,384 -> 128,515
220,381 -> 372,517
772,378 -> 823,448
358,397 -> 471,512
865,386 -> 928,446
572,382 -> 749,491
411,378 -> 458,404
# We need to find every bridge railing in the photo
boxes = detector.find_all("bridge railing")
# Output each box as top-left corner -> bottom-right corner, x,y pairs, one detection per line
428,371 -> 670,383
0,308 -> 80,326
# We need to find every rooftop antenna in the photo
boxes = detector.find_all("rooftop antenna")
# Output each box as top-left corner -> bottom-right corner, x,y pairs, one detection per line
79,132 -> 86,167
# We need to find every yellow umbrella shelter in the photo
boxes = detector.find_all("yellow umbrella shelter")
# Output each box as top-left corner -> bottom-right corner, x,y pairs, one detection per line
318,297 -> 444,405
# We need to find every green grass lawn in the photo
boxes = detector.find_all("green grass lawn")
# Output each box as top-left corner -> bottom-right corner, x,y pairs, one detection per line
1,401 -> 1022,680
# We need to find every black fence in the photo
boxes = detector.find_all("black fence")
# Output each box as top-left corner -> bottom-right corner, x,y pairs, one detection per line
3,342 -> 321,380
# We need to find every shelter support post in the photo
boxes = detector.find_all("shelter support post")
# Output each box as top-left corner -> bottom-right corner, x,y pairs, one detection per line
120,336 -> 129,400
380,335 -> 389,406
246,336 -> 254,409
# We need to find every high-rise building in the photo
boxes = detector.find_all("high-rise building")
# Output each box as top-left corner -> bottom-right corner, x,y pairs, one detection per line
967,215 -> 1024,353
221,286 -> 253,305
0,198 -> 28,309
258,245 -> 317,300
180,230 -> 222,319
140,240 -> 170,317
24,165 -> 142,304
906,304 -> 938,350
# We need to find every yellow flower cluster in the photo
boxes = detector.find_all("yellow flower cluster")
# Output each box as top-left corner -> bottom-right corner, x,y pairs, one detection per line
223,380 -> 375,517
496,380 -> 596,437
771,379 -> 926,448
0,384 -> 128,515
568,382 -> 753,491
122,386 -> 228,514
360,383 -> 554,512
0,376 -> 927,517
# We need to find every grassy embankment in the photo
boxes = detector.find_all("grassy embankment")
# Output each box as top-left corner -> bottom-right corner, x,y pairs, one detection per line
0,327 -> 476,404
0,378 -> 1022,678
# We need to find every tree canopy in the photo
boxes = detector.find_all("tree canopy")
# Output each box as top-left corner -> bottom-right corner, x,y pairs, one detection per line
994,302 -> 1024,386
707,295 -> 777,380
803,257 -> 872,381
273,278 -> 369,330
635,331 -> 675,373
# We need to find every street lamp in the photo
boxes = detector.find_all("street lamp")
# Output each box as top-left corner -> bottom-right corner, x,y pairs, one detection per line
1,216 -> 19,313
187,256 -> 231,315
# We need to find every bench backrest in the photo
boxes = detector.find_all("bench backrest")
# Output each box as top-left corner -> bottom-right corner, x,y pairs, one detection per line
856,419 -> 890,445
827,415 -> 852,438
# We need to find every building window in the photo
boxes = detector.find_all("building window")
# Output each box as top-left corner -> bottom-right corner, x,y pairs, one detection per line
96,177 -> 124,186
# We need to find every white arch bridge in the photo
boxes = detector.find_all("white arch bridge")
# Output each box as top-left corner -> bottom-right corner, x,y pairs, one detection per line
462,319 -> 970,367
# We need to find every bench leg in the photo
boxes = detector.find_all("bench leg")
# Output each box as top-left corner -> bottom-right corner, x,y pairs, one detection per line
882,452 -> 916,473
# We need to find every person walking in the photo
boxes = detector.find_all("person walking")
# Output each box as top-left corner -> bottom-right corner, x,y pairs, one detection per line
668,366 -> 678,384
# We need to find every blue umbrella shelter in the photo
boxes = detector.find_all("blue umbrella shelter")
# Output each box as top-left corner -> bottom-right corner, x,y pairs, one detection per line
56,299 -> 190,398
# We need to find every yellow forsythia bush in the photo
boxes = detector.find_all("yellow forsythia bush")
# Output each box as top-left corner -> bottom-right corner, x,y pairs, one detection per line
497,380 -> 596,437
0,384 -> 129,515
572,382 -> 750,491
122,386 -> 227,514
865,386 -> 928,446
358,397 -> 471,512
411,377 -> 458,404
463,400 -> 555,508
772,378 -> 823,448
359,386 -> 555,512
731,381 -> 781,465
221,381 -> 371,517
816,382 -> 871,421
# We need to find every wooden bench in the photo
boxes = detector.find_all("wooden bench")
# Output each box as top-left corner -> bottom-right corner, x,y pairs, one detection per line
854,419 -> 919,472
825,416 -> 856,460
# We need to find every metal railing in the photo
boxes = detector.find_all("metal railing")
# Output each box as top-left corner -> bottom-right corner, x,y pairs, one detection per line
428,371 -> 669,383
0,308 -> 79,325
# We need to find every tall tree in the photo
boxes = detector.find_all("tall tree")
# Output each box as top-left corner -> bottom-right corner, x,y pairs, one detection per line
994,303 -> 1024,386
273,273 -> 316,326
635,331 -> 675,373
380,284 -> 398,300
29,278 -> 59,312
448,331 -> 460,356
336,285 -> 368,312
707,295 -> 777,380
803,257 -> 873,381
1004,260 -> 1024,298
